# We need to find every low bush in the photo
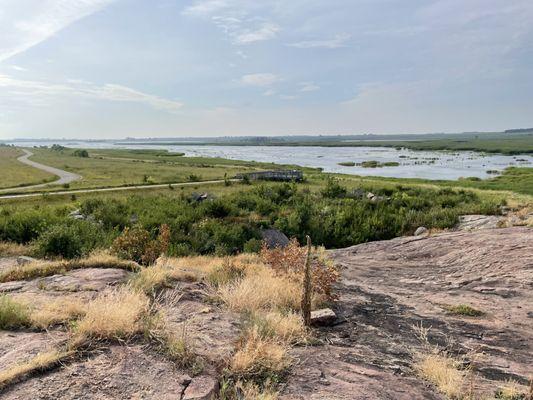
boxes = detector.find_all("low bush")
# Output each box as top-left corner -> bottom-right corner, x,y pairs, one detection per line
111,224 -> 170,265
35,221 -> 106,259
260,239 -> 339,302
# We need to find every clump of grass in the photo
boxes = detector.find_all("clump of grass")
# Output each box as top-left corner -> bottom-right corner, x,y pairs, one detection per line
414,352 -> 466,399
74,287 -> 150,341
444,304 -> 484,317
0,295 -> 31,330
207,258 -> 247,287
152,325 -> 203,374
0,349 -> 73,390
230,326 -> 290,381
413,324 -> 470,399
235,380 -> 279,400
249,311 -> 307,344
0,252 -> 139,283
495,380 -> 527,400
130,264 -> 176,294
29,298 -> 87,330
218,265 -> 301,314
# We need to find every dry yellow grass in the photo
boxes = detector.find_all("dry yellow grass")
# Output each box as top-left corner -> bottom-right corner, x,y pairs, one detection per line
415,353 -> 466,399
75,287 -> 150,340
0,242 -> 33,257
0,349 -> 73,390
218,266 -> 301,313
0,252 -> 139,283
29,298 -> 87,330
235,380 -> 279,400
494,380 -> 528,400
131,254 -> 263,294
250,311 -> 307,344
230,327 -> 290,379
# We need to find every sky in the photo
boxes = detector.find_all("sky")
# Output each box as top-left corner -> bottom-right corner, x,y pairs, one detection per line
0,0 -> 532,139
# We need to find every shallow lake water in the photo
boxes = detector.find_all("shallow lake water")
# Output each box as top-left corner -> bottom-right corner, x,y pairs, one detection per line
8,141 -> 533,181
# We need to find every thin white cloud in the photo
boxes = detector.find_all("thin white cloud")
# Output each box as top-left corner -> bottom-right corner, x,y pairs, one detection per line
86,84 -> 183,112
241,73 -> 280,87
0,0 -> 117,63
288,33 -> 350,49
182,0 -> 233,16
10,65 -> 28,72
280,94 -> 298,100
263,88 -> 276,96
0,74 -> 183,112
183,1 -> 279,45
235,22 -> 280,44
300,82 -> 320,92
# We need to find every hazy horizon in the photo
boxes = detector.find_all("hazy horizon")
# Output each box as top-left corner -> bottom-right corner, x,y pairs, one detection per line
1,0 -> 533,139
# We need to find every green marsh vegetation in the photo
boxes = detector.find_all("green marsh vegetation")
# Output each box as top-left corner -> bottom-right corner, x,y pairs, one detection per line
358,160 -> 400,168
0,177 -> 505,260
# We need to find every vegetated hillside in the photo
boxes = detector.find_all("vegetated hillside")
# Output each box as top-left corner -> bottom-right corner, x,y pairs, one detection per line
0,179 -> 504,260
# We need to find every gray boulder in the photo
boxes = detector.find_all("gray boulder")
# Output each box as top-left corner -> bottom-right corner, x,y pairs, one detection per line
310,308 -> 337,327
17,256 -> 37,266
414,227 -> 428,236
260,229 -> 289,249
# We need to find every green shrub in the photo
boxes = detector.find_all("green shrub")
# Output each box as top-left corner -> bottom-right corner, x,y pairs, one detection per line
243,238 -> 262,253
35,221 -> 105,259
72,149 -> 89,158
0,209 -> 62,244
321,177 -> 347,198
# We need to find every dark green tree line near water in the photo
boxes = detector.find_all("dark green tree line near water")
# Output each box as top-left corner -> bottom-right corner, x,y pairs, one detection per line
0,179 -> 502,259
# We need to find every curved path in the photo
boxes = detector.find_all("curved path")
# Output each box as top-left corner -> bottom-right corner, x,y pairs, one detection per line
0,149 -> 82,193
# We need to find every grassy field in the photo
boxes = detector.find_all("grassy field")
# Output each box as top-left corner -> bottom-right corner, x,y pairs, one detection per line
0,147 -> 56,189
21,147 -> 313,192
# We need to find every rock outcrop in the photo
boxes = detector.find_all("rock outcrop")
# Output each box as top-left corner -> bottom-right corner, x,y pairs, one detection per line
282,227 -> 532,399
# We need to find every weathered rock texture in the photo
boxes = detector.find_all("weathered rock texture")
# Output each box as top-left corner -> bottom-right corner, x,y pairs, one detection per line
282,227 -> 532,399
0,264 -> 238,399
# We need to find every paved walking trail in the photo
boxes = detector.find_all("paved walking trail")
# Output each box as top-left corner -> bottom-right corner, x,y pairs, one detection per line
0,149 -> 81,193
